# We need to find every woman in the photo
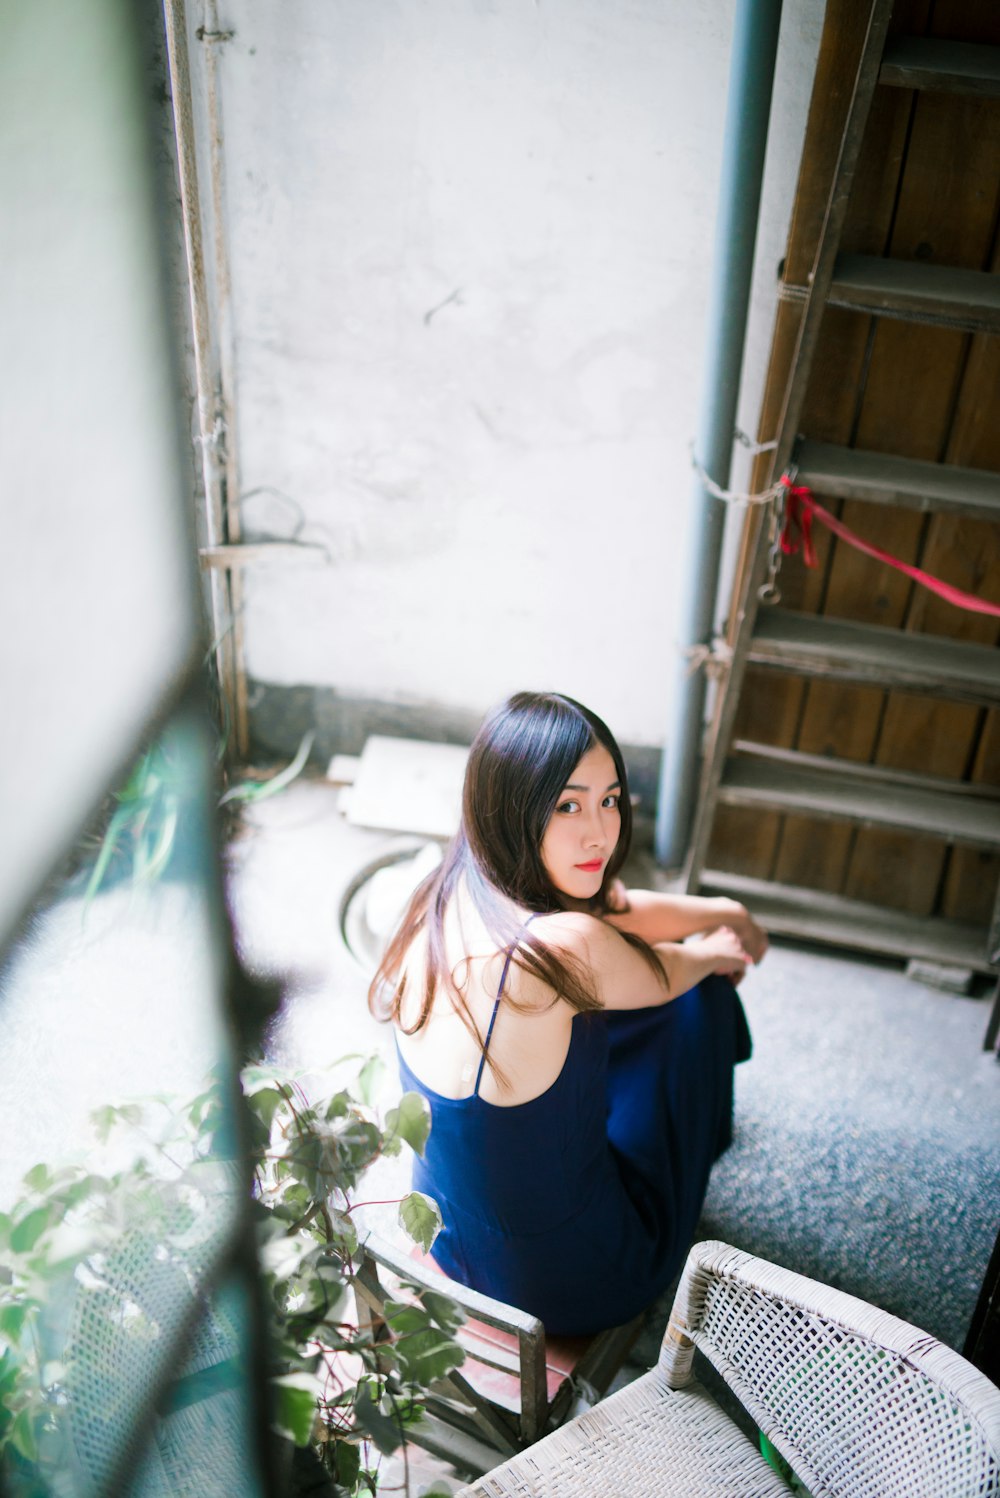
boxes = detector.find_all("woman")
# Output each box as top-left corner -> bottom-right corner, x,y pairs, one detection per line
369,691 -> 766,1336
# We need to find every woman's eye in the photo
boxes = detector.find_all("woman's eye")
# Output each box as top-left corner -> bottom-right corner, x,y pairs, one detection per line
602,794 -> 620,810
556,799 -> 580,814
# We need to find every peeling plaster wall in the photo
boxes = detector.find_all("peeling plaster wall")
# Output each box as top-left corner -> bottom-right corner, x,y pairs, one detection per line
210,0 -> 823,750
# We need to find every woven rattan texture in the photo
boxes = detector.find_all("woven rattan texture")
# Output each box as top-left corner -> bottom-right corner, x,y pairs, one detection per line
463,1241 -> 1000,1498
68,1233 -> 190,1493
457,1376 -> 789,1497
697,1274 -> 1000,1498
66,1173 -> 248,1497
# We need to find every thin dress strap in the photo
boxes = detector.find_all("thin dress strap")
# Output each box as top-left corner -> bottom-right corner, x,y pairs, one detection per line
473,914 -> 538,1096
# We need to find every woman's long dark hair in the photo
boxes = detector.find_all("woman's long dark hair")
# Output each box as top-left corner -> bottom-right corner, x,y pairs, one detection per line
369,692 -> 664,1066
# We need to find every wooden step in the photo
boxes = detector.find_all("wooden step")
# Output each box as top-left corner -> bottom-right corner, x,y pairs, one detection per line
828,254 -> 1000,332
718,745 -> 1000,851
793,440 -> 1000,519
748,609 -> 1000,705
879,38 -> 1000,97
697,869 -> 995,972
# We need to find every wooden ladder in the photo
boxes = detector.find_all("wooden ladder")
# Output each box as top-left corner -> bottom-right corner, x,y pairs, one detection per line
685,0 -> 1000,977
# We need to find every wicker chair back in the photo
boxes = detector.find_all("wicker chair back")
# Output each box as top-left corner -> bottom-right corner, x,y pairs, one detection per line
660,1239 -> 1000,1498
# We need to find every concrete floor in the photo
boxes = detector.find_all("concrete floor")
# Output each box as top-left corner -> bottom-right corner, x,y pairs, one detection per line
224,774 -> 1000,1489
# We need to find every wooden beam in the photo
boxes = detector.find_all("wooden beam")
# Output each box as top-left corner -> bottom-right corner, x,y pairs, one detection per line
828,254 -> 1000,330
749,608 -> 1000,703
880,38 -> 1000,97
794,441 -> 1000,518
698,869 -> 994,970
719,747 -> 1000,849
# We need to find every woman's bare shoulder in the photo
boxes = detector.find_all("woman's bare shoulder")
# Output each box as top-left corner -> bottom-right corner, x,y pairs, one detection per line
527,909 -> 617,962
527,908 -> 668,1009
529,908 -> 599,937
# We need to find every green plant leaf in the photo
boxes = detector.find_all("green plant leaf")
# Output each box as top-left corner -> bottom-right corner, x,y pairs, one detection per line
324,1091 -> 351,1121
219,730 -> 315,806
326,1208 -> 358,1258
384,1092 -> 431,1158
0,1303 -> 28,1341
332,1439 -> 361,1490
335,1117 -> 382,1179
270,1186 -> 312,1222
136,803 -> 178,885
393,1326 -> 464,1386
91,1106 -> 117,1144
91,1101 -> 144,1144
420,1289 -> 465,1336
260,1230 -> 318,1285
10,1207 -> 50,1255
353,1380 -> 402,1456
382,1302 -> 428,1335
272,1370 -> 322,1447
241,1061 -> 282,1091
356,1055 -> 385,1108
83,801 -> 133,903
245,1085 -> 285,1132
21,1164 -> 52,1194
293,1256 -> 350,1317
10,1409 -> 38,1462
0,1348 -> 19,1400
398,1192 -> 442,1253
45,1220 -> 103,1267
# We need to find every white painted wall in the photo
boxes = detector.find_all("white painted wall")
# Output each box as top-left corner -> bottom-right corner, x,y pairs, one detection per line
213,0 -> 824,746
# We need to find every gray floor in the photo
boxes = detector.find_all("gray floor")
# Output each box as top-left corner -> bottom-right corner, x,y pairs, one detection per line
699,938 -> 998,1355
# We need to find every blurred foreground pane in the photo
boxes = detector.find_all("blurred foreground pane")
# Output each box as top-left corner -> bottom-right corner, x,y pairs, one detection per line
0,714 -> 262,1498
0,0 -> 198,947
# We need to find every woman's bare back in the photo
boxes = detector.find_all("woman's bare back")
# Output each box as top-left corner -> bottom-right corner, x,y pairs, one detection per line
394,895 -> 575,1108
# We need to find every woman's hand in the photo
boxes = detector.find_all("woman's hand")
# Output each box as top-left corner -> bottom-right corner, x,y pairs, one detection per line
687,926 -> 752,984
604,877 -> 630,913
601,887 -> 768,962
715,899 -> 769,966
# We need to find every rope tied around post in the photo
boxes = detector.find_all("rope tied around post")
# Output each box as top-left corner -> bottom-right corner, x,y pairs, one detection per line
689,445 -> 783,508
683,640 -> 734,679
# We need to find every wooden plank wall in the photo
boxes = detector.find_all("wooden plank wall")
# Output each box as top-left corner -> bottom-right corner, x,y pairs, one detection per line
708,0 -> 1000,926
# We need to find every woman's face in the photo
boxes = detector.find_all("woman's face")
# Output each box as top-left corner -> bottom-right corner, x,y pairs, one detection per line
540,742 -> 622,902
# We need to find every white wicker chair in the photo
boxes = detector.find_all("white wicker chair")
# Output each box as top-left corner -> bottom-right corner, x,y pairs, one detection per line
457,1239 -> 1000,1498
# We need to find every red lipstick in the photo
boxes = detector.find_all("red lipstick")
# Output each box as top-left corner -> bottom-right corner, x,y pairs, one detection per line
575,860 -> 604,872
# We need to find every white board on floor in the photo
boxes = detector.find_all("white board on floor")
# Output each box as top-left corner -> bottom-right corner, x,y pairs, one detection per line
343,736 -> 468,837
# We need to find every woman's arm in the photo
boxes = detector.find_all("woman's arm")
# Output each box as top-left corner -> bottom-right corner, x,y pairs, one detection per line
535,911 -> 752,1011
604,884 -> 769,966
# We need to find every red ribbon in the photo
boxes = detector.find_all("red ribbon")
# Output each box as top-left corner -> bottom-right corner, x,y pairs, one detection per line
780,482 -> 818,569
779,476 -> 1000,619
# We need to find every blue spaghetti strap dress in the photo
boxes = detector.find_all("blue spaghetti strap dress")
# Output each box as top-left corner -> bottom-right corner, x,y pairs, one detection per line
396,930 -> 751,1337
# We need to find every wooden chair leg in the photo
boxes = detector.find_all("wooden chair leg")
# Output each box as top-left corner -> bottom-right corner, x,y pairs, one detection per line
983,975 -> 1000,1055
963,1220 -> 1000,1384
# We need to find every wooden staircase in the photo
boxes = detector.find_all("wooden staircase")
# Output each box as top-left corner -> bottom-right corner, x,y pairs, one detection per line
685,0 -> 1000,974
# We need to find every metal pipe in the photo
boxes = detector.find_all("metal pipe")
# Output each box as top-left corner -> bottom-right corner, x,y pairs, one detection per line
654,0 -> 784,869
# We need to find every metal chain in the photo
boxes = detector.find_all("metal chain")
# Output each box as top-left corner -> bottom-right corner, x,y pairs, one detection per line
757,461 -> 797,605
758,487 -> 786,605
